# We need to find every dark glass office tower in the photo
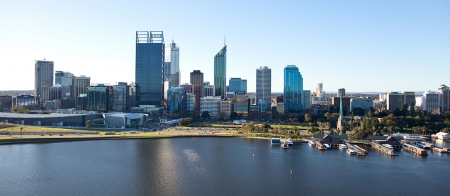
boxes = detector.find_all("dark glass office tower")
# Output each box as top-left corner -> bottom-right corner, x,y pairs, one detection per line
135,31 -> 165,106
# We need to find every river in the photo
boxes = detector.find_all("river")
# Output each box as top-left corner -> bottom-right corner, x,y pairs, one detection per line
1,138 -> 449,195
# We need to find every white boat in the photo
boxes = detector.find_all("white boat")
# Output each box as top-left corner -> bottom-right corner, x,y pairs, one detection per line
308,140 -> 316,147
271,138 -> 281,145
281,141 -> 289,149
347,149 -> 356,155
432,147 -> 448,153
287,137 -> 293,146
382,144 -> 394,149
339,144 -> 347,149
433,132 -> 449,140
323,144 -> 331,149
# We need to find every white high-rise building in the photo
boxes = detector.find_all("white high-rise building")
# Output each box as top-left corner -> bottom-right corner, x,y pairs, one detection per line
256,66 -> 271,111
316,82 -> 323,97
200,96 -> 221,119
423,91 -> 441,114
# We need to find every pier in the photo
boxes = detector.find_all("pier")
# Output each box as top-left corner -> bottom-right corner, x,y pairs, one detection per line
346,143 -> 366,156
420,141 -> 434,149
371,141 -> 398,156
402,143 -> 427,155
315,141 -> 327,150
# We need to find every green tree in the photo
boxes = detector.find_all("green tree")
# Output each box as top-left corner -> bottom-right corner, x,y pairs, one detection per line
229,112 -> 238,120
86,120 -> 93,128
201,111 -> 210,119
305,114 -> 312,123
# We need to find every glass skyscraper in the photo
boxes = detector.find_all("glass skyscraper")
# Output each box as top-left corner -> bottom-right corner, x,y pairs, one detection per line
135,31 -> 165,106
167,87 -> 187,112
228,78 -> 247,93
284,65 -> 303,111
35,60 -> 54,103
256,66 -> 271,111
214,45 -> 227,99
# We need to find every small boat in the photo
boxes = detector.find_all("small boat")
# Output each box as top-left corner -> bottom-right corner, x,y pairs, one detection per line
271,138 -> 281,145
323,144 -> 331,149
347,149 -> 356,155
432,147 -> 448,153
308,140 -> 316,147
287,137 -> 293,146
339,144 -> 347,149
383,144 -> 394,150
281,141 -> 289,149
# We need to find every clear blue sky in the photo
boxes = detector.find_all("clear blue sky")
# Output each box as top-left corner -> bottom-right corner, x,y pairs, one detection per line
0,0 -> 449,93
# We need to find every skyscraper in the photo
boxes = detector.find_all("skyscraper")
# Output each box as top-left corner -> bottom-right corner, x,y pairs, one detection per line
284,65 -> 303,111
439,84 -> 450,112
35,60 -> 54,104
169,41 -> 180,87
73,75 -> 90,98
256,66 -> 271,111
316,82 -> 323,97
190,70 -> 204,111
229,78 -> 247,93
135,31 -> 165,106
214,45 -> 227,99
338,88 -> 345,97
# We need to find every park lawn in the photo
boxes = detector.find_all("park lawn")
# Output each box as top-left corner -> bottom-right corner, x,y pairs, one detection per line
270,124 -> 308,129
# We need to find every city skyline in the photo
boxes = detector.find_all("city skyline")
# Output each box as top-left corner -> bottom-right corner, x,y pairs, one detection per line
0,1 -> 449,92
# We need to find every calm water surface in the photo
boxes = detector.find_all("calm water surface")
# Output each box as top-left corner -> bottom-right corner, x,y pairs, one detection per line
1,138 -> 449,196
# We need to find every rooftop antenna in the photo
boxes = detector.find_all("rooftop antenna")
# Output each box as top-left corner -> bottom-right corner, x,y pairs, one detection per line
44,54 -> 46,61
224,36 -> 226,46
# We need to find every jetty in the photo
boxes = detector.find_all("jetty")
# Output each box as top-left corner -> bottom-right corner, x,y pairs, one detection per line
371,141 -> 398,156
402,143 -> 427,155
315,140 -> 327,150
346,143 -> 367,156
420,141 -> 434,149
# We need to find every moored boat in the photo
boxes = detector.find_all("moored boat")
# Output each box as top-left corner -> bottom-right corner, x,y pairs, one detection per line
281,141 -> 289,149
308,140 -> 316,147
339,144 -> 347,149
287,137 -> 293,146
323,144 -> 331,149
347,149 -> 356,155
432,147 -> 448,153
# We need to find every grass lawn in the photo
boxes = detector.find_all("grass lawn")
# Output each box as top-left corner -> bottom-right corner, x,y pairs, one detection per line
0,125 -> 94,133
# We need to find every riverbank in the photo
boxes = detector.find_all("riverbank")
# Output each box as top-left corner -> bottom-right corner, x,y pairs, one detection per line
0,128 -> 307,145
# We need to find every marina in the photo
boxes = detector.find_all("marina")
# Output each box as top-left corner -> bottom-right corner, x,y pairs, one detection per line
345,143 -> 367,156
371,141 -> 398,156
402,143 -> 428,155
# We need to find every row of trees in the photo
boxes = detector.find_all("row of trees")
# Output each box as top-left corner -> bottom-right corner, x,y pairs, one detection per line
239,122 -> 302,139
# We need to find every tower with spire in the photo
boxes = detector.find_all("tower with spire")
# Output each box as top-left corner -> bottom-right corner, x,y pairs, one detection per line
337,97 -> 346,135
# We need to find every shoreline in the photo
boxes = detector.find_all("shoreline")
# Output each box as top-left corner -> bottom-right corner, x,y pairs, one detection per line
0,134 -> 307,145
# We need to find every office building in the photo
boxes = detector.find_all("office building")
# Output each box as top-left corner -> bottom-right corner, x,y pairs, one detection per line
169,41 -> 180,87
186,93 -> 195,112
73,75 -> 90,98
232,94 -> 250,117
256,66 -> 271,111
180,83 -> 193,94
35,60 -> 54,104
12,95 -> 37,109
439,84 -> 450,112
86,84 -> 112,112
350,97 -> 373,112
135,31 -> 165,106
214,45 -> 227,99
167,87 -> 187,113
190,70 -> 204,111
302,90 -> 311,109
284,65 -> 303,111
49,84 -> 62,101
332,97 -> 351,111
200,96 -> 221,119
316,82 -> 323,97
338,88 -> 345,97
112,82 -> 130,112
423,91 -> 441,114
220,100 -> 233,119
229,78 -> 247,93
386,92 -> 404,111
204,84 -> 215,97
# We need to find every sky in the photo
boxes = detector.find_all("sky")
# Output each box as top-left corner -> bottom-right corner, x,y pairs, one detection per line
0,0 -> 449,93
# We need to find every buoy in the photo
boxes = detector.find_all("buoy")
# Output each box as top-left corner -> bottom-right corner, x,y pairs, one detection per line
290,169 -> 293,175
252,153 -> 254,157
